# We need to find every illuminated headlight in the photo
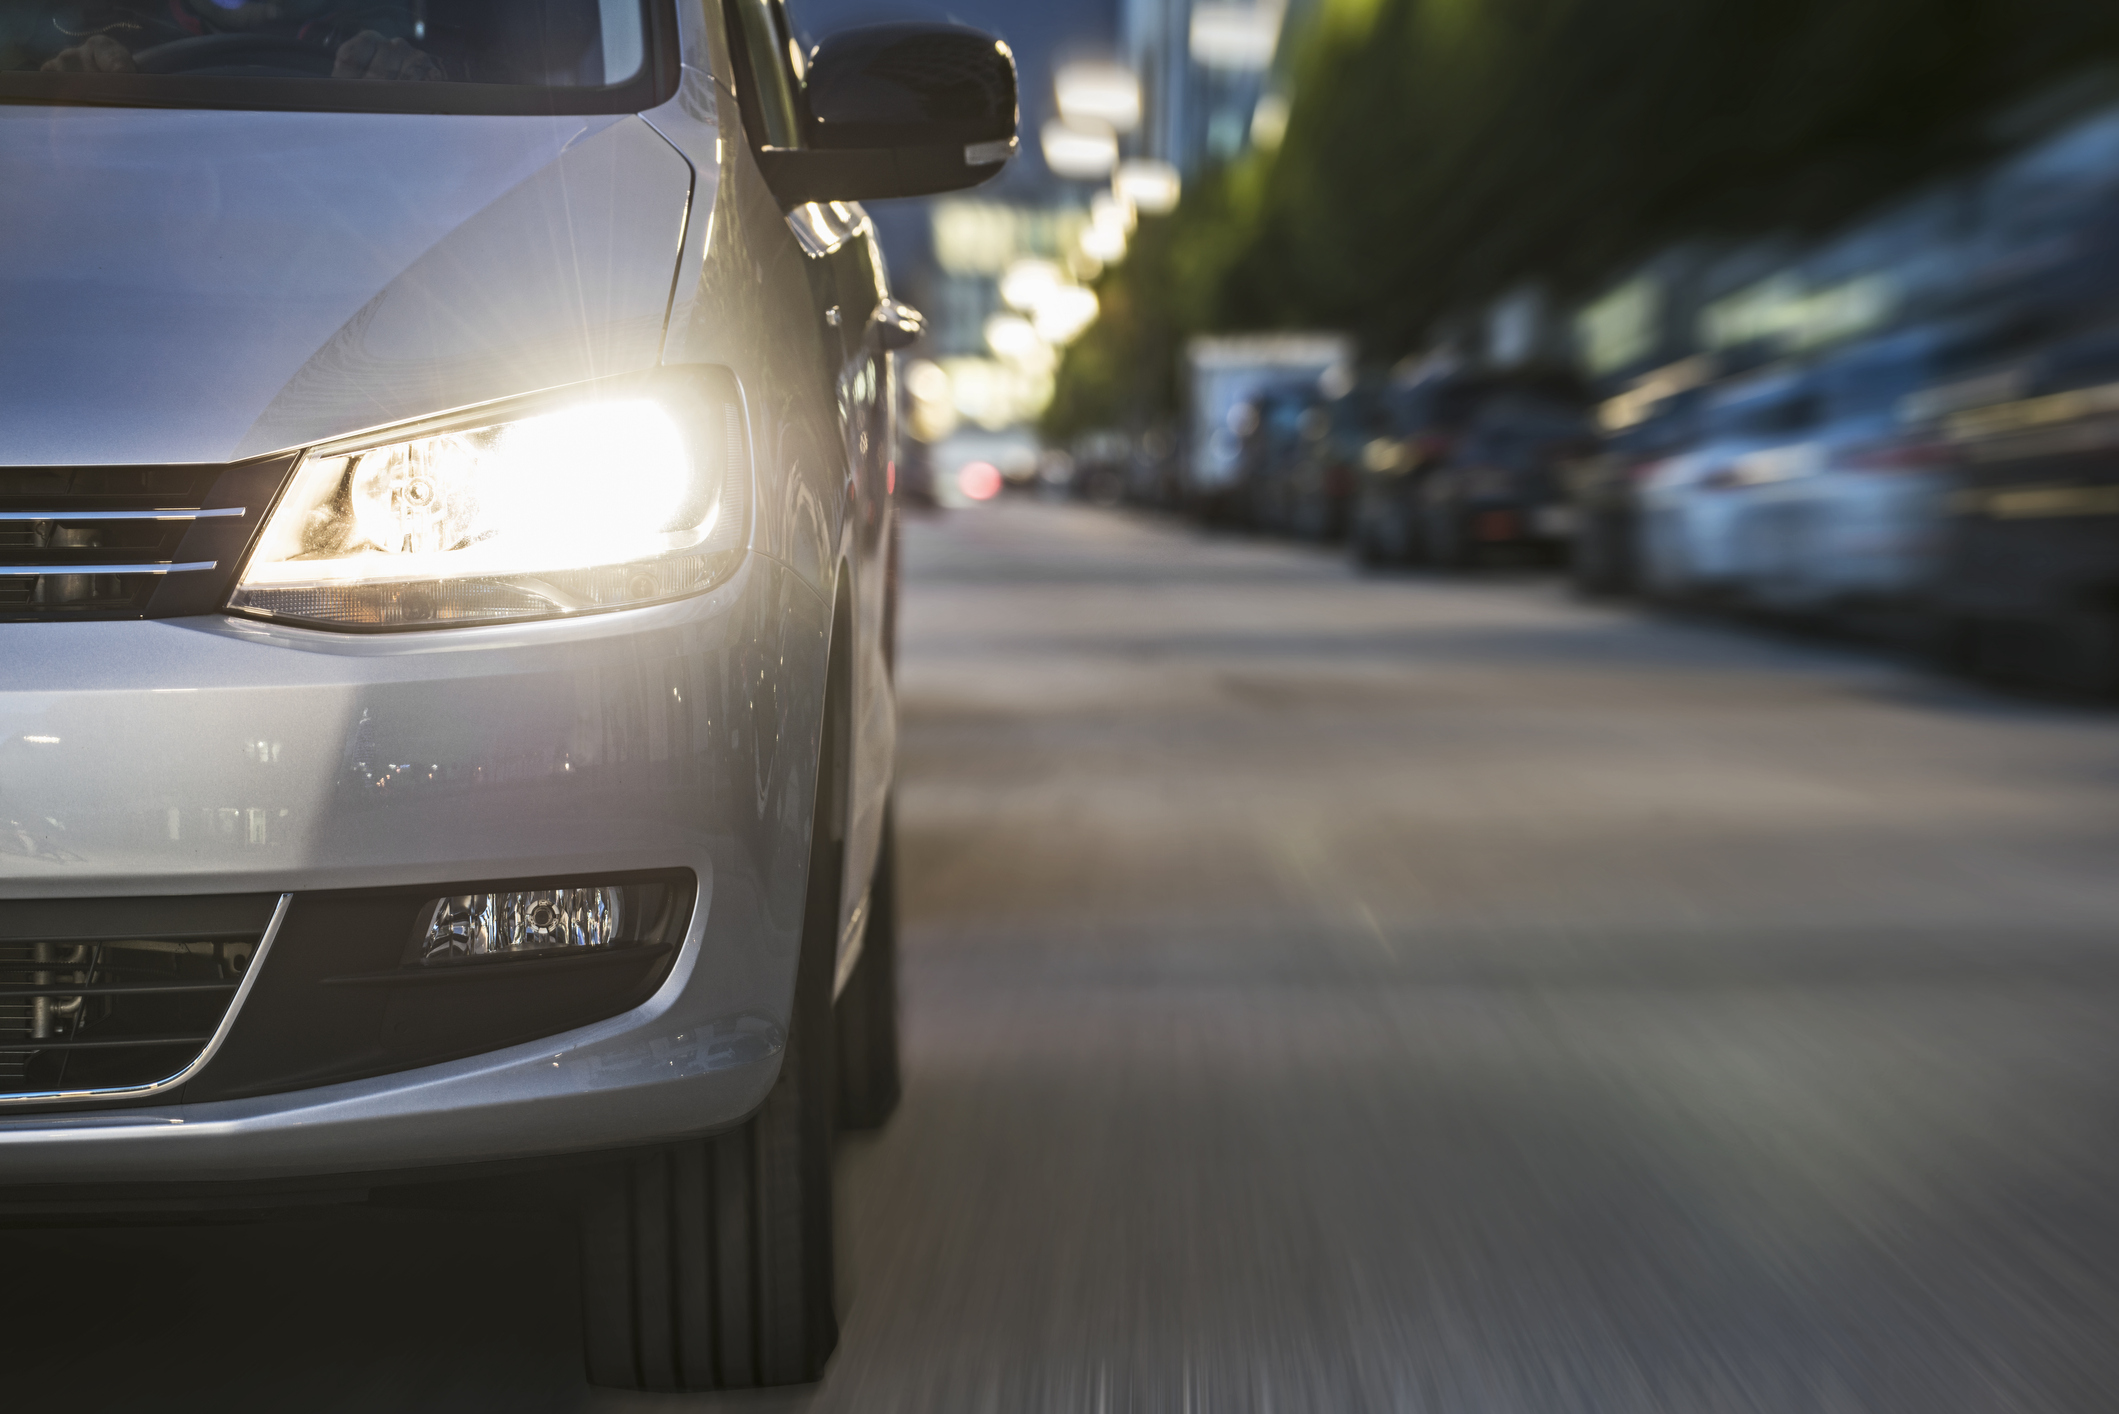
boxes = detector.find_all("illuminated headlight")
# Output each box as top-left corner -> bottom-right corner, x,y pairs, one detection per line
231,374 -> 748,629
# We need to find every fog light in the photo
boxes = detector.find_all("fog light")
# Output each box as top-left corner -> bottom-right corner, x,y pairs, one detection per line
415,887 -> 625,966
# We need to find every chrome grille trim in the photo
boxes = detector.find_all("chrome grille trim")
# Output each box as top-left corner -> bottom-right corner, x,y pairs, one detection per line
0,561 -> 218,576
0,455 -> 292,621
0,894 -> 291,1107
0,508 -> 245,522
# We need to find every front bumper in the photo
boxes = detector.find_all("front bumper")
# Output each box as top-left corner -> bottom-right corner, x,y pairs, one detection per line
0,553 -> 830,1184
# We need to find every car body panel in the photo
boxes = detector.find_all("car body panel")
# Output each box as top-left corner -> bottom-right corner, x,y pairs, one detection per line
646,22 -> 895,987
1640,367 -> 1821,594
0,558 -> 812,897
0,107 -> 693,466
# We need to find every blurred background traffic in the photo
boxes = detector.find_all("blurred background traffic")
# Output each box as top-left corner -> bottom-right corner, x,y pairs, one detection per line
801,0 -> 2119,700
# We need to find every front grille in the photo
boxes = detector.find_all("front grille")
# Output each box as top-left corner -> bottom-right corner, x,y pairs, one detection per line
3,879 -> 688,1111
0,895 -> 286,1103
0,456 -> 296,622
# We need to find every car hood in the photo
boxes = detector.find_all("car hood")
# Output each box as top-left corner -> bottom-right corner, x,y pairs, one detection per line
0,108 -> 694,467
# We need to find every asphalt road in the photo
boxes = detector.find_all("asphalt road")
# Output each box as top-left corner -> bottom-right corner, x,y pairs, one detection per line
12,500 -> 2119,1411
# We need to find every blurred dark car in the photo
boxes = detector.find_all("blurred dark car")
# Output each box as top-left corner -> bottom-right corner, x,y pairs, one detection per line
1068,429 -> 1132,505
1936,314 -> 2119,692
1126,425 -> 1182,507
1349,369 -> 1488,565
1419,376 -> 1595,567
1567,373 -> 1709,596
1235,382 -> 1327,532
1286,381 -> 1385,541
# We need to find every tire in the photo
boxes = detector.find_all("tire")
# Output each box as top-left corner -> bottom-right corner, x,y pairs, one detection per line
837,799 -> 902,1130
578,706 -> 844,1392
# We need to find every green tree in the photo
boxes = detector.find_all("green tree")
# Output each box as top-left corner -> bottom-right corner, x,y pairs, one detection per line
1046,0 -> 2119,444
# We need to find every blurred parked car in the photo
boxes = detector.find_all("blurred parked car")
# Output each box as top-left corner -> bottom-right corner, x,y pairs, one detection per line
1286,381 -> 1385,541
1067,430 -> 1131,505
1127,425 -> 1182,507
1234,382 -> 1326,532
1721,324 -> 1968,614
1348,369 -> 1487,565
1418,374 -> 1594,568
1351,369 -> 1588,568
1935,313 -> 2119,691
1639,367 -> 1824,600
1183,334 -> 1352,522
1567,379 -> 1708,596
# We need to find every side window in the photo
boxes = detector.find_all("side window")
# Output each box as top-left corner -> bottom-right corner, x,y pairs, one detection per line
730,0 -> 803,149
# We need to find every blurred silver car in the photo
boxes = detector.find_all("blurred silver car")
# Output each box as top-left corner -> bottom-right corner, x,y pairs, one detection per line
0,0 -> 1014,1392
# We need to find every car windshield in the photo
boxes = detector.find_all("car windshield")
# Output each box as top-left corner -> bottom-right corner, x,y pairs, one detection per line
0,0 -> 662,111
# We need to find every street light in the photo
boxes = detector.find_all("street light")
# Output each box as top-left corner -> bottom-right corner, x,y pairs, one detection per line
1190,2 -> 1283,71
1080,217 -> 1127,265
984,312 -> 1046,363
1000,259 -> 1066,313
1115,159 -> 1182,216
1055,62 -> 1141,133
1032,286 -> 1100,345
1041,117 -> 1119,180
1091,191 -> 1136,237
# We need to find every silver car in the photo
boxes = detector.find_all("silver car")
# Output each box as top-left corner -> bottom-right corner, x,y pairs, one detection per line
0,0 -> 1015,1392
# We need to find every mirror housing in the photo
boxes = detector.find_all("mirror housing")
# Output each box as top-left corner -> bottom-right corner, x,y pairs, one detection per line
867,298 -> 926,351
755,23 -> 1018,208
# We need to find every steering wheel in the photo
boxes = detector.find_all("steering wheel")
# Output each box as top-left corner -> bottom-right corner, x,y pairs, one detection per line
131,34 -> 337,78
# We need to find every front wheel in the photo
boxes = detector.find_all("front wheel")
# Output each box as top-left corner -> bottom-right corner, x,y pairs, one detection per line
578,739 -> 846,1391
575,947 -> 839,1390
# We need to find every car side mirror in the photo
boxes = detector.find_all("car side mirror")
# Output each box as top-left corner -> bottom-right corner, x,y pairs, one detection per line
867,298 -> 926,351
756,23 -> 1018,208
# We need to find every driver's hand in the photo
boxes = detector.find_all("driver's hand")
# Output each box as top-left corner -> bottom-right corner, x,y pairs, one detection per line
41,34 -> 137,73
333,31 -> 444,82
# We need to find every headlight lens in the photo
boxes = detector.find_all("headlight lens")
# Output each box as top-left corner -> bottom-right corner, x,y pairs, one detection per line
231,378 -> 747,629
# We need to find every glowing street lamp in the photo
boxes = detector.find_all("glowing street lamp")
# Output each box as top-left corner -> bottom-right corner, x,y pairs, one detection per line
1032,285 -> 1100,345
1190,2 -> 1283,71
1115,159 -> 1182,216
1000,259 -> 1066,313
1041,117 -> 1119,180
1054,62 -> 1142,133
